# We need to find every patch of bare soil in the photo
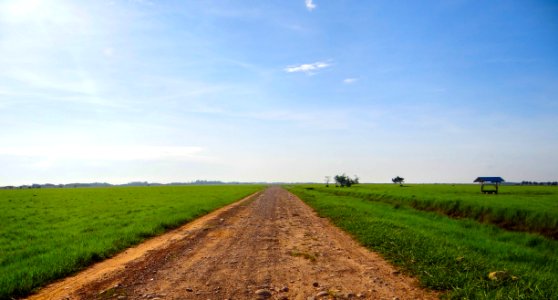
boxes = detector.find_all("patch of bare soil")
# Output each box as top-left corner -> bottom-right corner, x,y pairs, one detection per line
26,187 -> 438,300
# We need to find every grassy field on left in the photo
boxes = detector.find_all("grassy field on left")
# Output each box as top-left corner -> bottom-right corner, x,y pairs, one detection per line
0,185 -> 263,299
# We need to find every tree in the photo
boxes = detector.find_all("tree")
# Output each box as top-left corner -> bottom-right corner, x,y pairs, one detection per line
353,175 -> 359,185
334,173 -> 359,187
392,176 -> 404,186
325,176 -> 331,187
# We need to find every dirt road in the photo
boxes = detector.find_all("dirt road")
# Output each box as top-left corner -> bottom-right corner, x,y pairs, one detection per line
27,187 -> 437,300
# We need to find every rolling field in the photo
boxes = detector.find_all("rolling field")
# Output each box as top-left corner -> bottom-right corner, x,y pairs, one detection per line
0,185 -> 263,299
287,184 -> 558,299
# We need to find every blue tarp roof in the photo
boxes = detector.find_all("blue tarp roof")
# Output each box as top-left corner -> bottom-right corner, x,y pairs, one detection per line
474,177 -> 505,183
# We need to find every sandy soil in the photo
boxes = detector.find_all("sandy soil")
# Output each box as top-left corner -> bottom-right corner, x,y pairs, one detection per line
26,187 -> 438,300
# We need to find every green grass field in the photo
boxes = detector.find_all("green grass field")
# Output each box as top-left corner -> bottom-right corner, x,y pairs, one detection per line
314,184 -> 558,239
0,185 -> 263,299
287,184 -> 558,299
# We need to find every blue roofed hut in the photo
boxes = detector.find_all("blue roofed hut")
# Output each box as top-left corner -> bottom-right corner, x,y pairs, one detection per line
474,177 -> 505,194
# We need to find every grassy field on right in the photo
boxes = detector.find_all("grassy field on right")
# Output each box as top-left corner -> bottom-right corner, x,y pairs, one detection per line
287,184 -> 558,299
313,184 -> 558,239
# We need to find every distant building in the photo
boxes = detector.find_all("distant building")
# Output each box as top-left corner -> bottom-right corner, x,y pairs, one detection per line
474,177 -> 505,194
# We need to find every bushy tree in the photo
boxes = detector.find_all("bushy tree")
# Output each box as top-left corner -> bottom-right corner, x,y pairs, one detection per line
392,176 -> 404,186
334,174 -> 359,187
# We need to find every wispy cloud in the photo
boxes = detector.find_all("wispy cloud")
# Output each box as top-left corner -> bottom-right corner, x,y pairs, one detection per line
196,107 -> 354,130
284,61 -> 330,74
343,78 -> 358,84
6,69 -> 99,96
0,145 -> 210,162
305,0 -> 317,11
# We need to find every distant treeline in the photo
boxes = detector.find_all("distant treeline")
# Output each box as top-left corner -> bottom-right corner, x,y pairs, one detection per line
0,180 -> 244,189
520,181 -> 558,186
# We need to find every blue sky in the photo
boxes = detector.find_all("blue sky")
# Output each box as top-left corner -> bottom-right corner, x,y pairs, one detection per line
1,0 -> 557,185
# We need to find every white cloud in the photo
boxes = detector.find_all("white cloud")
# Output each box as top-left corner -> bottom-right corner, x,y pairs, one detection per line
284,61 -> 330,74
343,78 -> 358,84
7,69 -> 99,95
0,145 -> 211,162
305,0 -> 316,11
0,0 -> 79,25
